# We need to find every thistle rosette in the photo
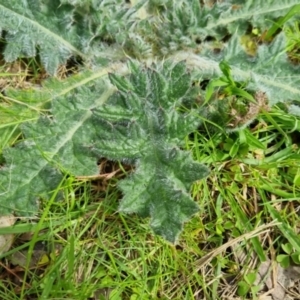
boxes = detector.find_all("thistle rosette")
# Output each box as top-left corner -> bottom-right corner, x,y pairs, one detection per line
0,61 -> 209,242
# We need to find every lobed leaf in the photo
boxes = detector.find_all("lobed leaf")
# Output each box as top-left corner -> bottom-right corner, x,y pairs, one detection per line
171,32 -> 300,104
0,0 -> 84,74
143,0 -> 300,55
0,61 -> 209,242
0,0 -> 144,73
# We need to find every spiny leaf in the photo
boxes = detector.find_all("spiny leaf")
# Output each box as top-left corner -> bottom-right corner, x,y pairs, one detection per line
0,61 -> 209,243
171,32 -> 300,104
207,0 -> 300,33
0,0 -> 84,74
0,80 -> 115,215
2,0 -> 298,73
143,0 -> 300,55
0,0 -> 143,73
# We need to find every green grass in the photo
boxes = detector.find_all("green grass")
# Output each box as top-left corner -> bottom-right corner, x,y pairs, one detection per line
1,36 -> 300,300
2,100 -> 300,299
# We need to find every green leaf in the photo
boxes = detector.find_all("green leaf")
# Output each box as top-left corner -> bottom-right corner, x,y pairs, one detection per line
293,174 -> 300,186
229,139 -> 239,158
219,61 -> 234,85
282,243 -> 293,255
207,0 -> 300,34
0,0 -> 142,73
291,253 -> 300,264
0,0 -> 84,74
244,272 -> 257,285
237,281 -> 250,297
243,130 -> 266,150
172,31 -> 300,105
147,0 -> 300,53
277,254 -> 291,268
226,87 -> 255,103
0,61 -> 209,243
